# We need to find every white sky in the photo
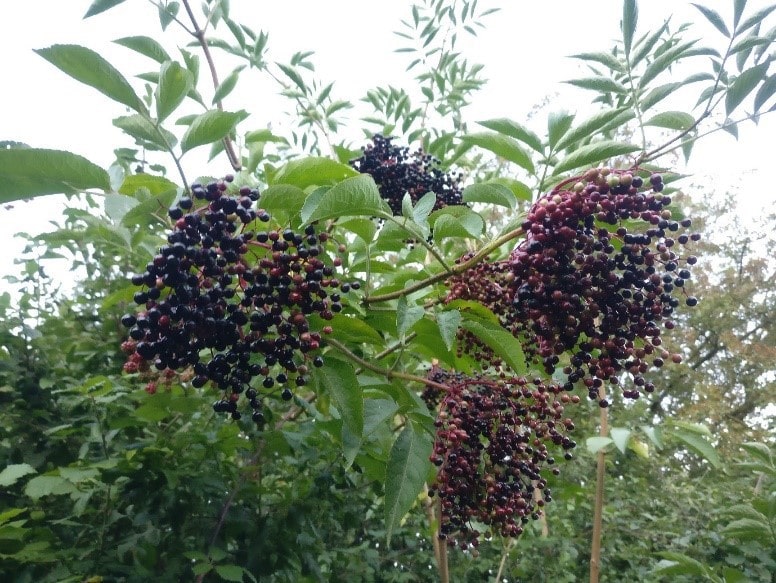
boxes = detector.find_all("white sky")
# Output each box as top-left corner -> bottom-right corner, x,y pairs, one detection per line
1,0 -> 775,292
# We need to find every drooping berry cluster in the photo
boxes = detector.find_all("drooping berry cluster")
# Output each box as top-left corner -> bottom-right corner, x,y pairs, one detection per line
121,176 -> 356,424
446,168 -> 699,404
350,134 -> 465,214
428,375 -> 579,548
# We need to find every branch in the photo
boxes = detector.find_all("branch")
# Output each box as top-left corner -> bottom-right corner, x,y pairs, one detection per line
363,226 -> 524,304
325,337 -> 449,392
180,0 -> 242,171
589,388 -> 609,583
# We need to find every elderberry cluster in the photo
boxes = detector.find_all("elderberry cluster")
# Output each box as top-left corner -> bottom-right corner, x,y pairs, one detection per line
350,134 -> 465,214
428,375 -> 579,548
447,168 -> 699,404
121,176 -> 356,424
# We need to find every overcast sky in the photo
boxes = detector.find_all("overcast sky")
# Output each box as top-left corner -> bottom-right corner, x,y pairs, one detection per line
2,0 -> 775,292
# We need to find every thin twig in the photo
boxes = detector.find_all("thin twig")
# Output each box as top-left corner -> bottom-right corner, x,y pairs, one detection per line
180,0 -> 242,171
589,389 -> 609,583
363,226 -> 524,304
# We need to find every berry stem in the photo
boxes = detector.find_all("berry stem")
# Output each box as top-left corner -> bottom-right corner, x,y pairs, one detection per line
363,226 -> 525,304
325,337 -> 449,392
589,387 -> 609,583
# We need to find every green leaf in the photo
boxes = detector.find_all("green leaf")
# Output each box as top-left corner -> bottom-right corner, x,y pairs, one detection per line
644,110 -> 695,130
436,310 -> 461,351
555,108 -> 634,152
397,297 -> 425,338
0,464 -> 36,487
721,518 -> 773,541
487,177 -> 533,202
553,141 -> 640,175
741,442 -> 773,466
692,4 -> 731,36
639,41 -> 698,89
642,82 -> 683,110
384,421 -> 433,542
314,359 -> 363,438
114,114 -> 175,149
723,567 -> 748,583
461,133 -> 535,173
156,61 -> 193,122
0,148 -> 110,202
35,44 -> 144,113
84,0 -> 127,18
272,157 -> 359,189
734,0 -> 748,28
726,62 -> 770,115
669,420 -> 712,435
609,427 -> 632,454
0,508 -> 27,526
640,425 -> 664,449
301,174 -> 389,224
118,173 -> 178,196
654,552 -> 708,576
631,21 -> 670,67
214,565 -> 245,582
213,66 -> 245,104
736,4 -> 776,35
565,76 -> 628,94
547,111 -> 575,149
622,0 -> 638,56
476,118 -> 543,152
570,51 -> 625,73
462,182 -> 516,209
113,36 -> 170,63
258,184 -> 307,223
755,74 -> 776,112
586,436 -> 614,454
461,317 -> 527,374
326,314 -> 384,346
24,475 -> 77,500
180,110 -> 243,154
667,428 -> 721,468
413,192 -> 437,225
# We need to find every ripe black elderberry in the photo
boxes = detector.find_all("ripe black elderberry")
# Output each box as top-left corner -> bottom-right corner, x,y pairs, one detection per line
429,374 -> 578,548
350,134 -> 465,214
121,177 -> 353,424
446,168 -> 700,403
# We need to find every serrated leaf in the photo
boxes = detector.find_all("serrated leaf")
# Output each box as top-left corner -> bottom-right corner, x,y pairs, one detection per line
727,62 -> 770,115
36,44 -> 144,112
669,420 -> 712,435
84,0 -> 127,18
555,108 -> 634,152
114,36 -> 170,63
610,427 -> 632,454
631,21 -> 669,67
214,565 -> 245,582
653,552 -> 708,576
553,141 -> 639,175
639,40 -> 699,89
644,110 -> 695,130
384,421 -> 433,542
436,310 -> 461,351
156,61 -> 193,122
180,110 -> 243,154
301,174 -> 388,224
118,173 -> 178,196
413,192 -> 436,224
737,4 -> 776,35
461,317 -> 527,374
741,442 -> 773,466
114,114 -> 174,149
213,66 -> 245,104
667,429 -> 721,468
462,182 -> 516,209
587,436 -> 614,454
432,215 -> 476,241
622,0 -> 638,56
754,73 -> 776,112
24,475 -> 77,499
0,464 -> 36,487
547,111 -> 575,149
258,184 -> 307,223
314,359 -> 363,437
570,51 -> 625,73
327,314 -> 384,346
272,157 -> 359,189
0,148 -> 110,202
692,4 -> 731,36
461,133 -> 534,173
397,297 -> 425,338
566,76 -> 628,94
734,0 -> 748,28
476,118 -> 543,152
642,82 -> 683,110
721,518 -> 773,541
486,177 -> 533,202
